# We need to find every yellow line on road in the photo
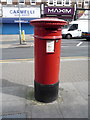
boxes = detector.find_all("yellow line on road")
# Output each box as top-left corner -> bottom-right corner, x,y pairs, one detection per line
0,57 -> 89,63
0,58 -> 34,63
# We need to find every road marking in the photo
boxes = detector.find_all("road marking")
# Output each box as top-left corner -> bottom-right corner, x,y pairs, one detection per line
28,85 -> 34,87
62,45 -> 88,47
80,46 -> 88,47
0,57 -> 89,64
61,56 -> 89,61
76,42 -> 83,47
0,58 -> 34,63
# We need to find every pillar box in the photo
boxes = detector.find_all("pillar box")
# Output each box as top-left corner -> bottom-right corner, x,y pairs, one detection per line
30,18 -> 67,103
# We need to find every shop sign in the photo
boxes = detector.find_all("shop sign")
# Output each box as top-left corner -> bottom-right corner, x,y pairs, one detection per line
44,7 -> 74,15
3,7 -> 40,18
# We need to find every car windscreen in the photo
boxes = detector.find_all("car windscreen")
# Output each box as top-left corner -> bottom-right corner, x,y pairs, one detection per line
62,24 -> 71,29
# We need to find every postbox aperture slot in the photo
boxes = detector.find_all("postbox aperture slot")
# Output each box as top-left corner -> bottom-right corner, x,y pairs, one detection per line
45,28 -> 57,31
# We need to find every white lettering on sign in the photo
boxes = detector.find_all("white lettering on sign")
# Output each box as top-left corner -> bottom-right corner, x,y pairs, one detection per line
14,20 -> 28,23
46,40 -> 55,53
48,8 -> 71,14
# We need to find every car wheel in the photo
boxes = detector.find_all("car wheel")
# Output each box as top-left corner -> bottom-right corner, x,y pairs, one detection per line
66,34 -> 72,39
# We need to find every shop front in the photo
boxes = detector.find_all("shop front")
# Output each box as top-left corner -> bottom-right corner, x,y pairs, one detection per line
1,6 -> 40,34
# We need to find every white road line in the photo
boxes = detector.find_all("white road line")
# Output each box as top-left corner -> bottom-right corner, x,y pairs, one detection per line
61,58 -> 88,62
28,85 -> 34,87
61,46 -> 88,47
61,46 -> 76,47
76,42 -> 83,47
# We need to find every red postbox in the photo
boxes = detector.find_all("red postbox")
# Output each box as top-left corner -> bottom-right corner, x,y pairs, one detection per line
30,18 -> 67,103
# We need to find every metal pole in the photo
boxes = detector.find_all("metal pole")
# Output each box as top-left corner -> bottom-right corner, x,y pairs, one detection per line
74,1 -> 77,20
18,2 -> 22,44
40,2 -> 45,18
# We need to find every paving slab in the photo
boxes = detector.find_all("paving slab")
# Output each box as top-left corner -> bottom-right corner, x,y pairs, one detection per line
31,104 -> 62,118
2,61 -> 34,87
60,60 -> 88,83
2,100 -> 26,115
2,86 -> 27,102
73,81 -> 88,100
58,82 -> 88,118
1,35 -> 33,42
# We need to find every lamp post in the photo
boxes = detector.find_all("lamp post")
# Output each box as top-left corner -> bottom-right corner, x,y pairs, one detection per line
40,2 -> 45,18
18,1 -> 22,44
74,0 -> 77,20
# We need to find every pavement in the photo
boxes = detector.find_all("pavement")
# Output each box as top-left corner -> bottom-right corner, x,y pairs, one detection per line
0,35 -> 89,119
0,35 -> 34,48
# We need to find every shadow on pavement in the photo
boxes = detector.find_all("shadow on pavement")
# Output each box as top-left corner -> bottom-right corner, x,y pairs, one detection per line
2,79 -> 35,101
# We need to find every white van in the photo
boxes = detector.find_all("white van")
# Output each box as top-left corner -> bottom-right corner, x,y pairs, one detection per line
62,20 -> 88,39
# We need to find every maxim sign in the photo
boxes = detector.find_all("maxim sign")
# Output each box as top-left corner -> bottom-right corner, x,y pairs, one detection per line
44,7 -> 74,15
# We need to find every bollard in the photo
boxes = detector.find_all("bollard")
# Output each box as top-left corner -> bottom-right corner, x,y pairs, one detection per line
30,18 -> 67,103
21,30 -> 26,43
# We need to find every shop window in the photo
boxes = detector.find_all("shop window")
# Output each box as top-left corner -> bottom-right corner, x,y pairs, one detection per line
48,0 -> 54,6
1,0 -> 6,2
7,0 -> 12,4
68,24 -> 78,31
19,0 -> 25,4
84,0 -> 89,8
77,0 -> 83,8
64,0 -> 71,6
37,0 -> 41,2
56,0 -> 63,6
30,0 -> 36,5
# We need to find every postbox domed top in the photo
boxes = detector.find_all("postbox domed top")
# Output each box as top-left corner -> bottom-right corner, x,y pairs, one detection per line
30,17 -> 67,28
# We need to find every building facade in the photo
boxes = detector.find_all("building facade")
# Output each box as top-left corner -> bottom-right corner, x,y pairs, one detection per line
1,5 -> 40,34
0,0 -> 90,34
0,0 -> 90,8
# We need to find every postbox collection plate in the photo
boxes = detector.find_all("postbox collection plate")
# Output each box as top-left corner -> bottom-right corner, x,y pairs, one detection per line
46,40 -> 55,53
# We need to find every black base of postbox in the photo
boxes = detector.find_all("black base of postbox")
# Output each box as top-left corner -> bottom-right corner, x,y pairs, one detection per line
34,81 -> 59,103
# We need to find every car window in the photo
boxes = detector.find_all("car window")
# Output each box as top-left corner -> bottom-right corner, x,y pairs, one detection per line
62,24 -> 71,29
68,24 -> 78,31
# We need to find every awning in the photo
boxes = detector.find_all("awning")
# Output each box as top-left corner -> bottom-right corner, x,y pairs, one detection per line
0,18 -> 37,23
